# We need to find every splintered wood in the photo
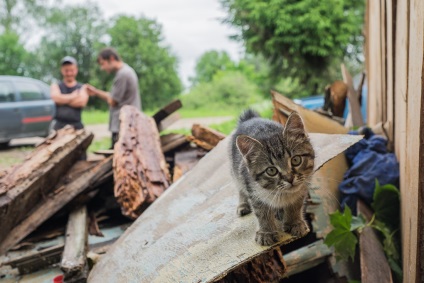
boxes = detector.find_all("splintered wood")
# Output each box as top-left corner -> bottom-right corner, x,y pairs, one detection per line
114,106 -> 170,219
187,124 -> 226,151
0,126 -> 93,247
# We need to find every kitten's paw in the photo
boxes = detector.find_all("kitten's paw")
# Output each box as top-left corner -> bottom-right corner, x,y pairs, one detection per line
255,231 -> 279,246
283,221 -> 309,237
237,203 -> 252,216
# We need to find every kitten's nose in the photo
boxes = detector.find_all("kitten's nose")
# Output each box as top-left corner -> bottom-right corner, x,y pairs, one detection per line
285,175 -> 294,184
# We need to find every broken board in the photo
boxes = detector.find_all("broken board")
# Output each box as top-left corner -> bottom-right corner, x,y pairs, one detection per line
88,134 -> 362,282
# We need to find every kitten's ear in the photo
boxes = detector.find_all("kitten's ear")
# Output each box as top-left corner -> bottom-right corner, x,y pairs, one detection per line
236,135 -> 263,163
284,111 -> 307,137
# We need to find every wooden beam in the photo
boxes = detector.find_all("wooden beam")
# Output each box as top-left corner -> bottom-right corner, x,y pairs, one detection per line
160,133 -> 189,154
341,64 -> 364,127
0,127 -> 93,245
357,200 -> 393,283
61,206 -> 89,282
0,157 -> 112,254
114,106 -> 170,219
152,99 -> 182,126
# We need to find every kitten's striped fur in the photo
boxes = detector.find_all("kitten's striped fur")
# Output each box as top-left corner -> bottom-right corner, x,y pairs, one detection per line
230,109 -> 315,245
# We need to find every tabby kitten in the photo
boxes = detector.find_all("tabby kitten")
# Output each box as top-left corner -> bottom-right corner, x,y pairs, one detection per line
230,109 -> 315,246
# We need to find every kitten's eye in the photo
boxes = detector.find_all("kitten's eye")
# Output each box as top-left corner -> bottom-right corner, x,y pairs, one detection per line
266,167 -> 278,176
291,156 -> 302,166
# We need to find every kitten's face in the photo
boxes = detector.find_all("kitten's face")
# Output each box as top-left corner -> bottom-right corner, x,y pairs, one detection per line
236,112 -> 314,193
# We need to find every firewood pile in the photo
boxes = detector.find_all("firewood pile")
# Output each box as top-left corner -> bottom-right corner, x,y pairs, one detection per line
0,100 -> 226,282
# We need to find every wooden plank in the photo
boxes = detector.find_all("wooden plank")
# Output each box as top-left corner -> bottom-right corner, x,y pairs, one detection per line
357,200 -> 393,283
271,90 -> 348,134
0,157 -> 112,254
0,127 -> 93,246
367,0 -> 382,126
152,99 -> 182,126
283,240 -> 332,277
61,206 -> 89,281
157,112 -> 181,132
404,1 -> 423,281
160,133 -> 189,154
341,64 -> 364,127
88,133 -> 362,283
385,0 -> 395,144
114,106 -> 170,219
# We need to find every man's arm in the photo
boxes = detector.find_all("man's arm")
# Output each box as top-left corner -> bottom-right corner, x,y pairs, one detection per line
68,85 -> 89,108
50,83 -> 77,105
86,85 -> 118,107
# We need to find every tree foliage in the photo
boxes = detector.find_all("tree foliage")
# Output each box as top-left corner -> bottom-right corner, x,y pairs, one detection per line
220,0 -> 364,95
0,32 -> 28,75
190,50 -> 235,86
109,15 -> 182,110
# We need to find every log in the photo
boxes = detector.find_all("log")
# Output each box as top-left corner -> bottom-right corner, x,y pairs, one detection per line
187,135 -> 215,151
152,99 -> 182,126
114,105 -> 170,219
0,126 -> 93,245
0,156 -> 112,254
160,133 -> 189,154
191,124 -> 226,147
358,200 -> 393,283
61,206 -> 89,282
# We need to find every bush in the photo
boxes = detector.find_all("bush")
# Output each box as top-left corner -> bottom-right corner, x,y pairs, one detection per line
181,71 -> 263,112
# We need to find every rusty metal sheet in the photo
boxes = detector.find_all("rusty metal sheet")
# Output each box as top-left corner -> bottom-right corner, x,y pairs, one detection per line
88,133 -> 362,283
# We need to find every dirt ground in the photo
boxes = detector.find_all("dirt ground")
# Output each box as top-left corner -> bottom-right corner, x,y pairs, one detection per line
0,117 -> 233,171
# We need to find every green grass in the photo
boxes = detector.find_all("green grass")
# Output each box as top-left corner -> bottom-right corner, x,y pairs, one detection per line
87,137 -> 111,152
82,109 -> 109,125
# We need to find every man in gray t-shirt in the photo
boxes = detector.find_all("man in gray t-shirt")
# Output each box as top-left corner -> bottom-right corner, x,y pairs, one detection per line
87,47 -> 141,148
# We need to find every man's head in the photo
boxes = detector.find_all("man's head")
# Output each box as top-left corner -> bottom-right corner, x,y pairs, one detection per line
60,56 -> 78,84
97,47 -> 122,73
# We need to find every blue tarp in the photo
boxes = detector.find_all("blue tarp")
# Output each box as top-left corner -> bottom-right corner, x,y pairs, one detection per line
339,128 -> 400,214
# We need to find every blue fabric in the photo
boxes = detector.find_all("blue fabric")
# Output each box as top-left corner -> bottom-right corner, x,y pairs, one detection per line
339,128 -> 399,214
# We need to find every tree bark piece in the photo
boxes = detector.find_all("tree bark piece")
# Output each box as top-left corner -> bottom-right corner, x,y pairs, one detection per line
0,126 -> 93,245
0,156 -> 112,255
61,206 -> 89,282
114,105 -> 170,219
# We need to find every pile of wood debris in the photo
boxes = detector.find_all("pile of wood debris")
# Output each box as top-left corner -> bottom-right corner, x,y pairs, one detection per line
0,100 -> 225,282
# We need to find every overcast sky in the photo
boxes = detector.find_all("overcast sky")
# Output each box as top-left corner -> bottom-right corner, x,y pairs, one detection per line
64,0 -> 244,88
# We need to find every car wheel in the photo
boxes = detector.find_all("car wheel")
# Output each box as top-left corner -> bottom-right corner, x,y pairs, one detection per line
0,141 -> 10,149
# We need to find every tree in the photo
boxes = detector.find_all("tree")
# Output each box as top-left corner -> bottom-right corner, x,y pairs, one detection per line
0,32 -> 28,75
108,15 -> 182,110
28,2 -> 106,85
190,50 -> 235,86
220,0 -> 364,96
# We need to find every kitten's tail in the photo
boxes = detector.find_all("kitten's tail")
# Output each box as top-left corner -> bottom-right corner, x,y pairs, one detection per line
238,108 -> 260,124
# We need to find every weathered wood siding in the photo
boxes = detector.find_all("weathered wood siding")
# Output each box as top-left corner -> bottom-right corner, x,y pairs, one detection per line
366,0 -> 424,282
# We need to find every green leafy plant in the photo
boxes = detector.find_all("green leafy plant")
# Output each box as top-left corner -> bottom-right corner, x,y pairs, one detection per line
324,180 -> 402,282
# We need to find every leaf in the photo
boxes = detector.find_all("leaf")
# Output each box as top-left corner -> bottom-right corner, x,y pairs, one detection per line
372,179 -> 400,231
325,206 -> 365,261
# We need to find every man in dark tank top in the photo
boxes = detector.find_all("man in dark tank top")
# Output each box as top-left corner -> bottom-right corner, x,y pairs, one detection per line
50,56 -> 88,130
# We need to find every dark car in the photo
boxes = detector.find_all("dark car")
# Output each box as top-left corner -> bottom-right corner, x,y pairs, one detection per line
0,76 -> 54,146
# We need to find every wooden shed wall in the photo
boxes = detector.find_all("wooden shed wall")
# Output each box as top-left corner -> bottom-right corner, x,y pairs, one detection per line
365,0 -> 424,282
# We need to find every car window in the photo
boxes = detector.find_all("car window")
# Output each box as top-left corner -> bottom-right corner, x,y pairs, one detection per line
16,82 -> 45,101
0,81 -> 15,103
